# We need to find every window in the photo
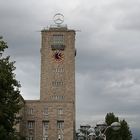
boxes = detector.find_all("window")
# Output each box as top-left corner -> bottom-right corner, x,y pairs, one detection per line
43,121 -> 49,138
52,35 -> 64,44
58,108 -> 63,115
27,137 -> 33,140
27,121 -> 34,129
43,121 -> 49,129
43,108 -> 48,115
28,108 -> 34,115
43,137 -> 48,140
57,121 -> 64,129
51,35 -> 65,50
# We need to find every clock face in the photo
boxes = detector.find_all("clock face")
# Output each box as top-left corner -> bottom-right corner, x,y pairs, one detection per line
53,51 -> 64,62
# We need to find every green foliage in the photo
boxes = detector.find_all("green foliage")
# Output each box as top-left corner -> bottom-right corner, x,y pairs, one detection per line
105,112 -> 132,140
105,112 -> 119,125
0,36 -> 8,53
0,37 -> 23,140
120,119 -> 132,140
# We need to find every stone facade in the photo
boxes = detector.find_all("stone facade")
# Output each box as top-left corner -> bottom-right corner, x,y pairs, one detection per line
19,26 -> 76,140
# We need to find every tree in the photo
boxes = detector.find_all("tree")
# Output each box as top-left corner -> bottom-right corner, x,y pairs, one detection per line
0,37 -> 23,140
105,113 -> 120,140
105,112 -> 132,140
105,112 -> 119,125
120,119 -> 132,140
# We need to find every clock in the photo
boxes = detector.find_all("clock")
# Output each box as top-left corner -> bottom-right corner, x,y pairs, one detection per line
53,51 -> 64,62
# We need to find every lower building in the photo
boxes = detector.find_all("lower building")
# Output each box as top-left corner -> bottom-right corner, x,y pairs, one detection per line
20,100 -> 75,140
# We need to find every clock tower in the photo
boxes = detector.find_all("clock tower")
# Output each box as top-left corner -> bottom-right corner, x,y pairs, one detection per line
40,14 -> 76,140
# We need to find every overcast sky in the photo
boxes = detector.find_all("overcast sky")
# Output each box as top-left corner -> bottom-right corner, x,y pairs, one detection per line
0,0 -> 140,138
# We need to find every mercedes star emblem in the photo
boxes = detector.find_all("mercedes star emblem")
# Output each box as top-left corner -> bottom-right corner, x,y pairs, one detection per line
53,13 -> 64,25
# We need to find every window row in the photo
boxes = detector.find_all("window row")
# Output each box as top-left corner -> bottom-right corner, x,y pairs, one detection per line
27,121 -> 64,129
52,67 -> 64,73
26,136 -> 49,140
52,81 -> 64,87
26,136 -> 48,140
51,95 -> 64,101
27,108 -> 64,116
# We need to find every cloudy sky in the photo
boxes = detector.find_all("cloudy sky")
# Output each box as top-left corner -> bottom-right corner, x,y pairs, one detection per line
0,0 -> 140,138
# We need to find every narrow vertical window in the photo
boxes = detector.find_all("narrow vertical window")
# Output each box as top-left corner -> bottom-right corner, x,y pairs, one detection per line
28,108 -> 34,115
43,121 -> 49,129
57,121 -> 64,129
58,108 -> 63,115
27,121 -> 35,129
43,121 -> 49,140
43,108 -> 48,115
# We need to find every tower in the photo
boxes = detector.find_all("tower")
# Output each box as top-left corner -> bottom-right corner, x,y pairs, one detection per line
40,14 -> 76,140
20,14 -> 76,140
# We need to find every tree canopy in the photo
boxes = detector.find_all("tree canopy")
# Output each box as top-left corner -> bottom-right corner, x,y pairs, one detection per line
105,112 -> 132,140
120,119 -> 132,140
0,37 -> 23,140
105,112 -> 119,126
